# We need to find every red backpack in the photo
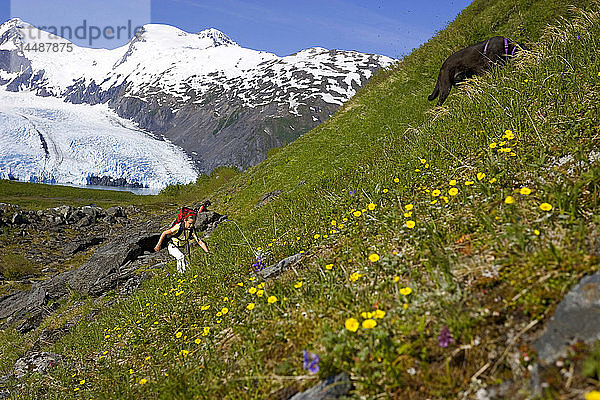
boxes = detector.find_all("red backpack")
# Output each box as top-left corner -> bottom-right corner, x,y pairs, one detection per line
171,206 -> 197,228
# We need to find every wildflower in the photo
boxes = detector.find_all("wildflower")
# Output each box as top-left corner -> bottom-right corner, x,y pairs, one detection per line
430,200 -> 438,205
400,287 -> 412,296
367,203 -> 376,211
406,220 -> 416,229
374,309 -> 386,319
432,189 -> 441,197
294,281 -> 303,289
585,390 -> 600,400
393,276 -> 401,283
129,369 -> 134,374
201,305 -> 211,311
383,189 -> 389,193
267,296 -> 278,304
534,229 -> 540,236
74,388 -> 80,392
256,290 -> 264,297
361,311 -> 373,319
353,210 -> 362,217
449,179 -> 457,186
139,378 -> 148,385
236,282 -> 244,287
221,307 -> 229,315
477,172 -> 485,181
405,204 -> 414,211
303,350 -> 320,374
394,178 -> 400,183
415,168 -> 421,172
179,349 -> 189,358
437,326 -> 455,348
331,220 -> 337,226
175,331 -> 183,338
349,272 -> 363,282
448,188 -> 458,196
368,253 -> 380,262
403,303 -> 409,309
362,319 -> 377,329
489,142 -> 497,149
79,379 -> 85,385
520,187 -> 532,195
313,234 -> 320,239
465,181 -> 474,186
325,263 -> 333,270
246,303 -> 255,310
404,212 -> 412,217
203,327 -> 210,336
420,158 -> 426,164
345,318 -> 359,332
248,287 -> 257,294
489,178 -> 497,184
257,282 -> 265,289
253,254 -> 266,273
540,202 -> 553,211
441,196 -> 449,203
505,196 -> 515,204
504,130 -> 514,140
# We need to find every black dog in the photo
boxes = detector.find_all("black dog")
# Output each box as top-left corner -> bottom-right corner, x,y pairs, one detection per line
428,36 -> 524,106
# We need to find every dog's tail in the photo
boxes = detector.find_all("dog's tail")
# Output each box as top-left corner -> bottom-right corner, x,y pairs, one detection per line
428,74 -> 440,101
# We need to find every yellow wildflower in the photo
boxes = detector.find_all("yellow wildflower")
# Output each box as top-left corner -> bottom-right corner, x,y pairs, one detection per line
405,204 -> 414,211
420,158 -> 426,164
368,253 -> 380,262
448,188 -> 458,196
195,338 -> 202,344
246,303 -> 255,310
393,276 -> 401,283
256,290 -> 264,297
477,172 -> 485,181
489,142 -> 497,149
294,281 -> 303,289
325,263 -> 334,270
362,319 -> 377,329
505,196 -> 515,204
331,220 -> 337,226
368,203 -> 376,211
432,189 -> 441,197
139,379 -> 148,385
175,331 -> 183,338
540,203 -> 553,211
248,287 -> 257,294
221,307 -> 229,315
400,287 -> 412,296
465,181 -> 474,185
353,210 -> 362,217
394,178 -> 400,183
374,309 -> 386,319
345,318 -> 359,332
585,390 -> 600,400
519,187 -> 532,195
267,296 -> 278,304
489,178 -> 497,183
449,179 -> 457,186
406,220 -> 416,229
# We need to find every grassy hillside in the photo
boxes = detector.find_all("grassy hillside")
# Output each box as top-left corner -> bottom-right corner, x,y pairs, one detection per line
2,0 -> 600,398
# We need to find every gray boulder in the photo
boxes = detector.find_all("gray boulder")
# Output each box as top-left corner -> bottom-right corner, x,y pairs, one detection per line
13,352 -> 63,379
534,272 -> 600,363
257,253 -> 304,280
290,373 -> 352,400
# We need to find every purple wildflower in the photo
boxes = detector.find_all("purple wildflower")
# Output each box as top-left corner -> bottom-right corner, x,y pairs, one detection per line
302,350 -> 320,375
252,253 -> 266,273
577,34 -> 581,40
349,190 -> 356,196
437,326 -> 455,348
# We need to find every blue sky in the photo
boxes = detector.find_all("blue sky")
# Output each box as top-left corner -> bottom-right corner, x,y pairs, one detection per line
1,0 -> 472,58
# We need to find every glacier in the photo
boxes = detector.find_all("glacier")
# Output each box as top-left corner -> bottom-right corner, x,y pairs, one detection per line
0,89 -> 198,193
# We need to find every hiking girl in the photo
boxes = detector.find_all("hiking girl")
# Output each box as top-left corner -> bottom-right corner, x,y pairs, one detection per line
154,210 -> 209,273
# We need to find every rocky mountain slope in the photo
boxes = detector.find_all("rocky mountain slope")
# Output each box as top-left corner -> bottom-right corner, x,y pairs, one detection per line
0,18 -> 395,176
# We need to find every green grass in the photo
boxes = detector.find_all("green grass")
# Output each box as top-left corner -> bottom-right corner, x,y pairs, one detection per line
3,0 -> 600,398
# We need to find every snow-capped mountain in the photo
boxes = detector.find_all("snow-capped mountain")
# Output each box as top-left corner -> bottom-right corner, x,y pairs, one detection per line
0,18 -> 395,188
